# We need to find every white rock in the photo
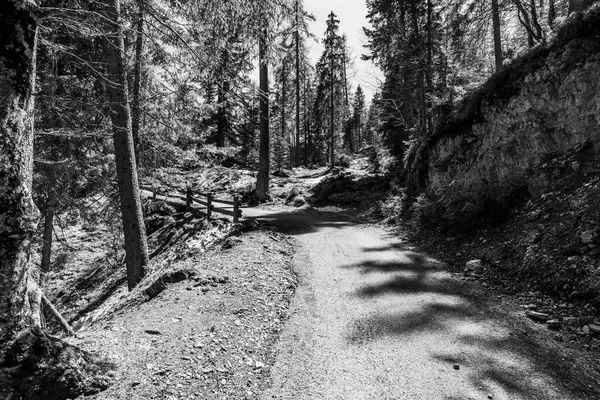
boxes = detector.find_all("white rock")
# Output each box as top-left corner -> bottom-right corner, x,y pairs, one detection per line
581,230 -> 594,244
465,260 -> 483,271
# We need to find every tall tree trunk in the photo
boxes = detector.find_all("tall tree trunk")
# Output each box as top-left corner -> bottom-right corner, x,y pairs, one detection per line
304,76 -> 309,166
0,0 -> 41,341
357,114 -> 362,149
41,189 -> 56,273
295,0 -> 301,167
131,4 -> 144,167
548,0 -> 557,27
492,0 -> 503,71
216,82 -> 227,148
281,63 -> 286,168
330,55 -> 335,168
426,0 -> 434,88
256,27 -> 270,201
103,0 -> 149,290
529,0 -> 544,41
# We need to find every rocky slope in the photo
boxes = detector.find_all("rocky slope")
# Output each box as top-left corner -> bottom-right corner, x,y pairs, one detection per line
404,7 -> 600,307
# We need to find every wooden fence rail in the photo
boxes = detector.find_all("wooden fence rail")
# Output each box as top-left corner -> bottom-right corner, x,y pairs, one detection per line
141,185 -> 242,223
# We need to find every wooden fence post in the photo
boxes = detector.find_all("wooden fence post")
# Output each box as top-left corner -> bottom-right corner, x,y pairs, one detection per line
233,196 -> 239,223
186,186 -> 192,211
207,193 -> 213,219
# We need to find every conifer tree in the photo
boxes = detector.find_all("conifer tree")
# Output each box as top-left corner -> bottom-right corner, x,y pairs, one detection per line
101,0 -> 149,289
1,0 -> 42,340
352,85 -> 366,149
314,11 -> 345,167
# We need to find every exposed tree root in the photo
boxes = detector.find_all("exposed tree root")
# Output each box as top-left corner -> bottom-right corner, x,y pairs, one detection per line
0,328 -> 114,400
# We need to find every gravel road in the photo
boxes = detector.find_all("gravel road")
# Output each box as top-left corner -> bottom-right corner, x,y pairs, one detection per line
244,207 -> 595,400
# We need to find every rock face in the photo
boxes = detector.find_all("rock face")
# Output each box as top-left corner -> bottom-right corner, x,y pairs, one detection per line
431,51 -> 600,198
409,10 -> 600,223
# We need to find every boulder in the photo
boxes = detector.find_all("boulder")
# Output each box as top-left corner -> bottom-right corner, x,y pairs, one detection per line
465,259 -> 484,273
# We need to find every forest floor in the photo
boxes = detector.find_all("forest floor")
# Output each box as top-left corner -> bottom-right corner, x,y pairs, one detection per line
28,155 -> 600,399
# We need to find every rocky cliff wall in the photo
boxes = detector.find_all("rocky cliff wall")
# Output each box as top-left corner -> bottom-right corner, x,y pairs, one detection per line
415,9 -> 600,222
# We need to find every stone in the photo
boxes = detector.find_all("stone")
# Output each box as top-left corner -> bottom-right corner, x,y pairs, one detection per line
583,325 -> 591,335
589,325 -> 600,334
526,310 -> 550,322
465,259 -> 483,272
528,210 -> 542,221
546,320 -> 562,329
576,316 -> 593,327
554,334 -> 563,342
563,316 -> 577,326
581,230 -> 594,244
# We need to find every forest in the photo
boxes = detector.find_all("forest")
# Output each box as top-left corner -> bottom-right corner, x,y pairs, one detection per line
1,0 -> 600,399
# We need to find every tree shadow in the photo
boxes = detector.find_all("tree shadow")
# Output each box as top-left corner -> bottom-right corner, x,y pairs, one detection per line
343,245 -> 599,399
244,209 -> 355,235
307,173 -> 388,207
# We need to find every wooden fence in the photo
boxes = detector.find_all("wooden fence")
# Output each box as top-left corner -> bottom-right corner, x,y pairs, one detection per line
141,185 -> 242,223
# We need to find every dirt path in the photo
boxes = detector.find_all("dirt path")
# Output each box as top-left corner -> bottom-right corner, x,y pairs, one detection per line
244,207 -> 599,400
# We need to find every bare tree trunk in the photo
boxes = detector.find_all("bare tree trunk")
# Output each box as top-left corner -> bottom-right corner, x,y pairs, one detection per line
41,191 -> 55,273
357,114 -> 362,149
492,0 -> 503,71
131,4 -> 144,167
216,81 -> 227,148
330,55 -> 335,168
256,27 -> 270,201
529,0 -> 544,41
0,0 -> 41,341
304,76 -> 309,166
295,0 -> 301,167
103,0 -> 149,290
548,0 -> 557,27
281,63 -> 287,168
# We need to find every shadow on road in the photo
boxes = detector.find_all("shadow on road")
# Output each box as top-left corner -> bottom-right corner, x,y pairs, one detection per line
243,208 -> 354,235
344,243 -> 598,400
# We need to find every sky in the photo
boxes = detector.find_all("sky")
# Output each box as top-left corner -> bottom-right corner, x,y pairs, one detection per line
303,0 -> 383,102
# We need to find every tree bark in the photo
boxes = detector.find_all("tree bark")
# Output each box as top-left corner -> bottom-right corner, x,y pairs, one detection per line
282,63 -> 286,165
216,80 -> 228,148
295,0 -> 301,167
216,48 -> 229,148
256,27 -> 270,201
103,0 -> 149,290
548,0 -> 557,27
492,0 -> 503,71
41,194 -> 55,273
0,0 -> 41,342
304,76 -> 309,166
330,53 -> 335,168
131,4 -> 144,167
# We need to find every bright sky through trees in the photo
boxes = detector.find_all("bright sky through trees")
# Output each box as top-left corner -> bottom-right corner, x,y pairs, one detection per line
304,0 -> 382,101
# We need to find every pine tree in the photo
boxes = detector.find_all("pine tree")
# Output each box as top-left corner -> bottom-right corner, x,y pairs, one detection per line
352,85 -> 366,149
314,11 -> 345,167
101,0 -> 149,289
0,0 -> 42,340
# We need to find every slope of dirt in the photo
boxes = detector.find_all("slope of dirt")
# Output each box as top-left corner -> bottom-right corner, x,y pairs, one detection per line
405,142 -> 600,337
70,222 -> 296,400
